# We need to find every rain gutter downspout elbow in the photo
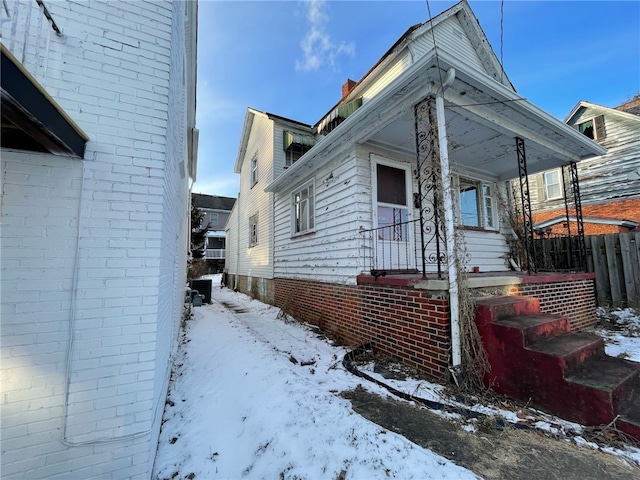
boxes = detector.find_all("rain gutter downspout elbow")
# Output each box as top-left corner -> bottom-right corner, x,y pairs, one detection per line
434,68 -> 463,379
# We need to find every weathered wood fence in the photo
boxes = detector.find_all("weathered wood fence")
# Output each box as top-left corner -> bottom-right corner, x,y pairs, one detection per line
584,232 -> 640,307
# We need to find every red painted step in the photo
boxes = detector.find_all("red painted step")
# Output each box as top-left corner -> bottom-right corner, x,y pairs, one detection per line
617,388 -> 640,439
474,295 -> 640,440
493,314 -> 571,347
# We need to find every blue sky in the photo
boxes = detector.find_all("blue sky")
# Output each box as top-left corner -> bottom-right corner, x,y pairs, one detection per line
194,0 -> 640,198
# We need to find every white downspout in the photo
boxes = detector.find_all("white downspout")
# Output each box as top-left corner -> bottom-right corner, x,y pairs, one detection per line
234,192 -> 240,291
434,68 -> 463,380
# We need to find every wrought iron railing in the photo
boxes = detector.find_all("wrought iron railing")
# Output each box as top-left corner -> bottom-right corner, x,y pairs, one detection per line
359,219 -> 420,276
532,232 -> 586,272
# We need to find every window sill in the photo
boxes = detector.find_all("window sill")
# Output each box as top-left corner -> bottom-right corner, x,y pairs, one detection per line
291,230 -> 316,239
457,225 -> 500,233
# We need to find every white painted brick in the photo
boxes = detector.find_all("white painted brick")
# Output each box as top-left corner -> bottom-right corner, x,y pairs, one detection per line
2,0 -> 188,477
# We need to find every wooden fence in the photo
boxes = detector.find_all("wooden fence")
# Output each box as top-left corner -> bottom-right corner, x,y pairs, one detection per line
584,232 -> 640,307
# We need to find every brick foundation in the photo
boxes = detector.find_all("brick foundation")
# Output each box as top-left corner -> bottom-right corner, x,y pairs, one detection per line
275,278 -> 451,381
507,275 -> 597,331
274,273 -> 597,382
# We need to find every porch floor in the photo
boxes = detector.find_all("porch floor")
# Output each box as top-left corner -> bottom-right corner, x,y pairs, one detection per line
356,271 -> 595,291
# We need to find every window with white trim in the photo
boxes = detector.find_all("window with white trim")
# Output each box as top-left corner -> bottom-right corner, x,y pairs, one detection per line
251,156 -> 258,186
292,181 -> 314,235
576,115 -> 605,141
209,213 -> 218,226
543,170 -> 562,200
249,214 -> 258,247
458,178 -> 497,229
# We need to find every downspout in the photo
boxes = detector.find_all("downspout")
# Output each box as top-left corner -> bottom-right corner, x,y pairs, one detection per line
234,192 -> 240,291
434,68 -> 463,382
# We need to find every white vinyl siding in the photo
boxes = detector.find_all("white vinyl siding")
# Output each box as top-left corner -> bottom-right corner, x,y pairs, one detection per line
460,228 -> 510,272
360,53 -> 412,104
409,17 -> 485,72
235,113 -> 275,279
274,147 -> 372,284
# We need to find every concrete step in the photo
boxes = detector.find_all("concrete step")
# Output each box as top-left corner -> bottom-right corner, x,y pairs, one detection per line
526,332 -> 605,373
567,356 -> 639,396
565,356 -> 640,425
475,295 -> 540,327
617,386 -> 640,440
493,314 -> 571,347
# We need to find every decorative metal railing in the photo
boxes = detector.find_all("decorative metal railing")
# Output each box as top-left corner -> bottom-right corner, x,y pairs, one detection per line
359,219 -> 420,276
533,232 -> 585,272
413,97 -> 447,279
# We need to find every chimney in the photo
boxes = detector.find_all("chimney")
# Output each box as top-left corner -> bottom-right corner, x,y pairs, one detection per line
342,79 -> 357,99
615,93 -> 640,116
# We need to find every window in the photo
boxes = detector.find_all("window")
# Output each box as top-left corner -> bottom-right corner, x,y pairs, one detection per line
251,156 -> 258,186
376,163 -> 409,240
577,115 -> 605,140
292,181 -> 314,234
249,214 -> 258,247
458,178 -> 496,229
285,144 -> 311,167
482,184 -> 495,229
209,213 -> 218,226
543,170 -> 562,200
283,131 -> 315,168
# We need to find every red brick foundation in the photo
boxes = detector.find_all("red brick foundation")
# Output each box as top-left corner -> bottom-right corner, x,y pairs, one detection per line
274,278 -> 451,381
274,273 -> 597,383
507,274 -> 597,331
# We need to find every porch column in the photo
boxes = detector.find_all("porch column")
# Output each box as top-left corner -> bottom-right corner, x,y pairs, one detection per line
567,161 -> 587,271
515,137 -> 537,273
561,165 -> 575,269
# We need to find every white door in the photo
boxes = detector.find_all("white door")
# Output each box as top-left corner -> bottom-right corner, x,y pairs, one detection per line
373,159 -> 414,271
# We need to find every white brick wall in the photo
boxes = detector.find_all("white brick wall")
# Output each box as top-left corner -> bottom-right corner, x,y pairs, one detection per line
1,1 -> 191,478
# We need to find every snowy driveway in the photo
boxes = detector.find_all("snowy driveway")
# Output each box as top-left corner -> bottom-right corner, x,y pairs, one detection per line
153,278 -> 478,479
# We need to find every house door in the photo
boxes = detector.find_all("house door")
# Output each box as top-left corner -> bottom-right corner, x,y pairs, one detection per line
373,159 -> 415,271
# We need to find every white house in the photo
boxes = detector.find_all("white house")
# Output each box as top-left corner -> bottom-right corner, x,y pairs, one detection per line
191,193 -> 236,273
530,98 -> 640,236
225,0 -> 605,382
1,1 -> 197,478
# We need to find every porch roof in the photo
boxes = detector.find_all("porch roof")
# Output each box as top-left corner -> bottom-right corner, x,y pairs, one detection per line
1,44 -> 88,158
266,50 -> 606,193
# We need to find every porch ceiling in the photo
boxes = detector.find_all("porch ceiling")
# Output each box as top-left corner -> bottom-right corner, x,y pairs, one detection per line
364,61 -> 605,181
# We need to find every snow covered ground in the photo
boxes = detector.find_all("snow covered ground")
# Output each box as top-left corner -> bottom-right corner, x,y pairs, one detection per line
153,275 -> 640,479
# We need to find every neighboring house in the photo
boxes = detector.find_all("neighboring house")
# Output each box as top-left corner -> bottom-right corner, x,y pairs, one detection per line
191,193 -> 236,272
1,1 -> 197,479
225,0 -> 605,385
530,95 -> 640,236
